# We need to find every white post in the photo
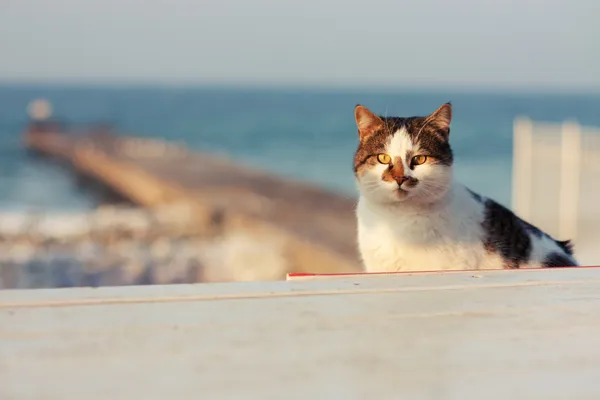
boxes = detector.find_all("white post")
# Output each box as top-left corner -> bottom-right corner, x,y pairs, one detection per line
558,120 -> 581,241
512,117 -> 533,220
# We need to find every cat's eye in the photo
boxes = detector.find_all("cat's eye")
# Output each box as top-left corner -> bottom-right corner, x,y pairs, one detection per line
412,155 -> 428,166
377,153 -> 391,164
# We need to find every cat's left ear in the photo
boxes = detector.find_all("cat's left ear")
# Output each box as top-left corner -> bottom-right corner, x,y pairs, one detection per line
425,102 -> 452,139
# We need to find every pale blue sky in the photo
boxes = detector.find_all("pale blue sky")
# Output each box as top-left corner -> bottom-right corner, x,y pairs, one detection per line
0,0 -> 597,90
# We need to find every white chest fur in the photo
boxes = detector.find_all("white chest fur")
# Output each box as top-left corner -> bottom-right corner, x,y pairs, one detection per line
356,185 -> 505,272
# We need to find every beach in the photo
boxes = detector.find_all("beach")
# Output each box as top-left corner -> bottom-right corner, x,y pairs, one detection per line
1,86 -> 600,288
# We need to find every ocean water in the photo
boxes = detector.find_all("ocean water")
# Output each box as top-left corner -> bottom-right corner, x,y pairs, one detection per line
1,85 -> 599,211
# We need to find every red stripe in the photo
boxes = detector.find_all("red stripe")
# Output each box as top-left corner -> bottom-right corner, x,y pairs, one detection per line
287,265 -> 600,278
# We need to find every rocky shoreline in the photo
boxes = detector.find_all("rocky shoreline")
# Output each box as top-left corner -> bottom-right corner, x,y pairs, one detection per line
0,205 -> 304,289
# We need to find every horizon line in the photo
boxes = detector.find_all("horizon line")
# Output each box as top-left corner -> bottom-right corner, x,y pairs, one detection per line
1,79 -> 599,96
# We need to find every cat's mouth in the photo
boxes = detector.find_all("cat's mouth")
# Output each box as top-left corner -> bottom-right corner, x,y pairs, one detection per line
395,187 -> 410,198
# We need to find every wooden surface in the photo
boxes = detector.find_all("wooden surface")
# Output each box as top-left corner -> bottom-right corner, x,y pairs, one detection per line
2,267 -> 600,399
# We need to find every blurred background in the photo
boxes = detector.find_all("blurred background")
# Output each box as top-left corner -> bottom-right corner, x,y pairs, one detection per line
0,0 -> 598,289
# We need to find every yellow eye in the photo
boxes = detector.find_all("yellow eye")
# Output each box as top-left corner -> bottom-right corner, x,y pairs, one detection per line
376,153 -> 391,164
412,155 -> 428,165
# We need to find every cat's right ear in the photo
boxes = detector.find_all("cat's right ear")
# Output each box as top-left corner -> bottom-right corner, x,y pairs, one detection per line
354,105 -> 383,141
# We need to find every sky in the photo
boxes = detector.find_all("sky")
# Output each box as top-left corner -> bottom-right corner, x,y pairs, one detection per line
0,0 -> 598,90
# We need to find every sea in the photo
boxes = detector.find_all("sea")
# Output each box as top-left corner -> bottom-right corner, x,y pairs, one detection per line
1,85 -> 600,212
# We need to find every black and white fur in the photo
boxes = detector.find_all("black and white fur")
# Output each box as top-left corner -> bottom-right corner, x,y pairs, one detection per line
353,103 -> 578,272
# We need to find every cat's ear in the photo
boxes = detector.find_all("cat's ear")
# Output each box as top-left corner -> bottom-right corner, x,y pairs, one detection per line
425,102 -> 452,139
354,105 -> 383,141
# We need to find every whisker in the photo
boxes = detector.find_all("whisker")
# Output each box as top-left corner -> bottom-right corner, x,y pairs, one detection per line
415,117 -> 434,143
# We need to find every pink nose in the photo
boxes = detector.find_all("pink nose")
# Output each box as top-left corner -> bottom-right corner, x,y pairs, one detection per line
394,175 -> 409,185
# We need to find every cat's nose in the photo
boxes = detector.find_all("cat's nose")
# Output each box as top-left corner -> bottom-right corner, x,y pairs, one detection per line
394,176 -> 409,185
395,175 -> 417,187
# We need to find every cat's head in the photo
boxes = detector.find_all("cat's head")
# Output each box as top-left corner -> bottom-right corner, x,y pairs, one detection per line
353,103 -> 454,205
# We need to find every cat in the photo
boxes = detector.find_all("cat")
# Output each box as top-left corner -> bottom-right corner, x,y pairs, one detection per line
353,102 -> 578,272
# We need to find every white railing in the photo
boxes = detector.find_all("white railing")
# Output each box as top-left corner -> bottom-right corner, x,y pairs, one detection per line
512,118 -> 600,264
